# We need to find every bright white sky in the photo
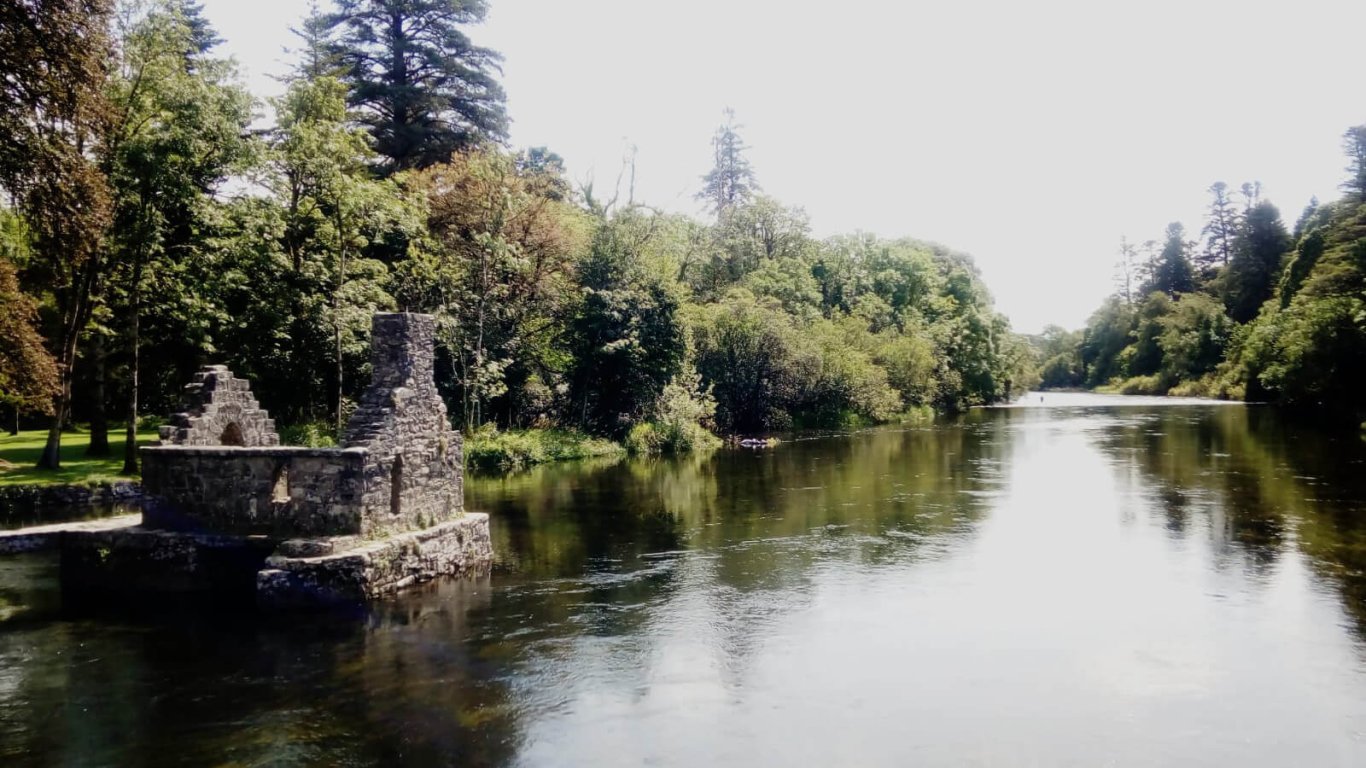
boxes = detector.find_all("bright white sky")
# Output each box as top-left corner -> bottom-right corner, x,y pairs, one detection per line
204,0 -> 1365,333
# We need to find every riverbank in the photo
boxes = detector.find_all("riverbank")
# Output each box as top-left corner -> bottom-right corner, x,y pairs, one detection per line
2,406 -> 942,492
464,428 -> 625,473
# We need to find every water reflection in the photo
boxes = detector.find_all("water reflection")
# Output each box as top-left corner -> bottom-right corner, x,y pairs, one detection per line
3,398 -> 1366,765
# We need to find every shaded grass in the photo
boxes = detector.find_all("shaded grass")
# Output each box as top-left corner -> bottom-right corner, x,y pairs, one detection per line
0,428 -> 159,487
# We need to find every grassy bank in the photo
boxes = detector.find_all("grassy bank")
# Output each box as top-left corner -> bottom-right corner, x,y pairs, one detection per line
464,428 -> 625,473
1093,374 -> 1232,399
0,428 -> 159,488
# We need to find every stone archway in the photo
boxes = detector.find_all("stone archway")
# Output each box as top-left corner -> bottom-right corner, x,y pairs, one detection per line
220,422 -> 245,446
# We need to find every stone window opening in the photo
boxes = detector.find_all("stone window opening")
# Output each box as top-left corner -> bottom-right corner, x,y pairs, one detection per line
220,421 -> 245,446
271,464 -> 290,504
390,455 -> 404,516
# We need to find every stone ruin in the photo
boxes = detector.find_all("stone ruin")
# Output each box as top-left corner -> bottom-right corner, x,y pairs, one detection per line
158,366 -> 280,447
60,313 -> 491,608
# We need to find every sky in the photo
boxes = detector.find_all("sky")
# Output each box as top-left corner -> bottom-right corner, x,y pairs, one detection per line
203,0 -> 1366,333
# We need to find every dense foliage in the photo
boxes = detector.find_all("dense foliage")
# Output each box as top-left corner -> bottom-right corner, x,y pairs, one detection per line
0,0 -> 1025,471
1040,125 -> 1366,413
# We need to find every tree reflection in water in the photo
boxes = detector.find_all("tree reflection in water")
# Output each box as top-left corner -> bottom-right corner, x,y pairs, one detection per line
4,402 -> 1366,765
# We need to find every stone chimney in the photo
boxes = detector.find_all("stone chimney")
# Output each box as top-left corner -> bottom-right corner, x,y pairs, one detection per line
344,313 -> 462,535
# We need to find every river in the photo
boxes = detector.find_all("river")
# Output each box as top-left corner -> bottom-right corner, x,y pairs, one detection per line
3,393 -> 1366,765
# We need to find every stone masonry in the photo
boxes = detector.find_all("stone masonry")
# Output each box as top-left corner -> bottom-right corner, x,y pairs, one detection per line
159,366 -> 280,447
343,313 -> 463,537
59,313 -> 489,608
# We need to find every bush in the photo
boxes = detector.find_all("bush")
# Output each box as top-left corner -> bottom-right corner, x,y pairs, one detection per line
1167,376 -> 1214,398
278,422 -> 337,447
1099,373 -> 1168,395
627,368 -> 722,454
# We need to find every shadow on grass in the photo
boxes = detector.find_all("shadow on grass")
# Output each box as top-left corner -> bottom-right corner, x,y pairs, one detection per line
0,429 -> 159,487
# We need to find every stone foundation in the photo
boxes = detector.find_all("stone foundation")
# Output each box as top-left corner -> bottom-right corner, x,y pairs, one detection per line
257,514 -> 492,607
51,514 -> 491,608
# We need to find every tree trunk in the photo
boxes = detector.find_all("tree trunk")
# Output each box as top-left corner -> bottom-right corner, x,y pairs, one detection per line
122,259 -> 143,476
38,261 -> 98,470
8,405 -> 18,436
38,363 -> 74,469
86,332 -> 110,456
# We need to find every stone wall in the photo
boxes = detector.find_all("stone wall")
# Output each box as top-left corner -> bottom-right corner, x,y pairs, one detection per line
141,447 -> 366,537
0,482 -> 142,526
159,366 -> 280,447
343,313 -> 464,537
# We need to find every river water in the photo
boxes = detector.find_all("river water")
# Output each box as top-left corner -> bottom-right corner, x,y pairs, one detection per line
4,393 -> 1366,765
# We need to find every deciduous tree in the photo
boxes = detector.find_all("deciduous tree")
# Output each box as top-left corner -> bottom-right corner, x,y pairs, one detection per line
0,251 -> 59,432
104,0 -> 255,472
0,0 -> 115,468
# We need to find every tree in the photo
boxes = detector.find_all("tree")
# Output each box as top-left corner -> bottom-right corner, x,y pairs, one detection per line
1343,125 -> 1366,202
1293,195 -> 1319,240
569,210 -> 686,437
168,0 -> 220,57
692,196 -> 810,295
697,108 -> 758,216
271,74 -> 406,433
1158,293 -> 1233,382
104,0 -> 256,472
1128,291 -> 1173,377
1199,181 -> 1240,273
1145,222 -> 1196,297
1113,236 -> 1139,304
0,251 -> 59,433
327,0 -> 508,173
689,289 -> 814,432
398,147 -> 589,431
1078,298 -> 1135,386
0,0 -> 115,469
1221,200 -> 1289,323
290,1 -> 344,80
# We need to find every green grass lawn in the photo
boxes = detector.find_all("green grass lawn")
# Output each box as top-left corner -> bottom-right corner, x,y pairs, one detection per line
0,428 -> 159,488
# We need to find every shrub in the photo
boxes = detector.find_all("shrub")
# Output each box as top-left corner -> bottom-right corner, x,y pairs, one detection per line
628,368 -> 722,454
279,422 -> 337,447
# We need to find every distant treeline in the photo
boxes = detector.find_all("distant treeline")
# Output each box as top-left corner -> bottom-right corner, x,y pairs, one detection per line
1031,126 -> 1366,414
0,1 -> 1029,471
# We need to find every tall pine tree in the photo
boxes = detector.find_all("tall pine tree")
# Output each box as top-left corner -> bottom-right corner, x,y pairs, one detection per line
1222,201 -> 1290,323
327,0 -> 508,173
698,108 -> 759,217
1199,181 -> 1240,274
1343,125 -> 1366,202
1145,222 -> 1196,297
